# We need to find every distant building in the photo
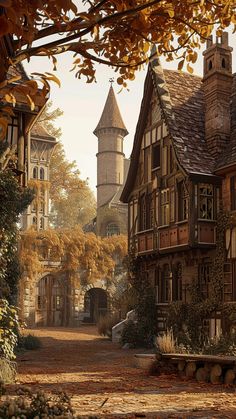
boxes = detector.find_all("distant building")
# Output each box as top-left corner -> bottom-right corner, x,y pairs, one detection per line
21,124 -> 56,231
94,84 -> 129,237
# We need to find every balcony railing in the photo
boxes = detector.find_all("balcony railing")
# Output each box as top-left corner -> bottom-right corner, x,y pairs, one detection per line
131,219 -> 216,256
159,222 -> 189,249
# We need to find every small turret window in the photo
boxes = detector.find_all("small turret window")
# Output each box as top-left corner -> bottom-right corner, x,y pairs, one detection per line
222,58 -> 226,68
39,217 -> 44,230
33,167 -> 38,179
40,168 -> 44,180
208,60 -> 213,71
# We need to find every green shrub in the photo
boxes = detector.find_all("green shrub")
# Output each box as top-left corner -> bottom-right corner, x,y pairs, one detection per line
0,387 -> 74,418
18,334 -> 42,351
0,299 -> 20,360
121,320 -> 139,348
121,320 -> 155,348
0,358 -> 16,384
202,334 -> 236,356
97,312 -> 120,338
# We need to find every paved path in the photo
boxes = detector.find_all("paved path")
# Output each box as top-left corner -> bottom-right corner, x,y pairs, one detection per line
8,327 -> 236,418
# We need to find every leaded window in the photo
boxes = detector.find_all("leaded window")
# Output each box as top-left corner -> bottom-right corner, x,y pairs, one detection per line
178,181 -> 188,221
140,195 -> 147,231
199,184 -> 214,220
161,189 -> 169,225
5,116 -> 19,146
199,263 -> 212,299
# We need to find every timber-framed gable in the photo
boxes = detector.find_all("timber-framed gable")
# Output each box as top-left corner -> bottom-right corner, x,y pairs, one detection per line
122,34 -> 236,337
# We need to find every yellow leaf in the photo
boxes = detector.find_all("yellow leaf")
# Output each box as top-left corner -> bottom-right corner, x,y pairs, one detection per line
187,63 -> 194,74
166,8 -> 175,18
4,93 -> 16,105
26,94 -> 35,111
117,77 -> 123,85
143,42 -> 150,54
178,59 -> 185,71
45,72 -> 61,87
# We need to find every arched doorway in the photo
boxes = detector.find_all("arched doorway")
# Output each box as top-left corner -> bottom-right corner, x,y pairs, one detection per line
84,288 -> 108,323
35,275 -> 64,326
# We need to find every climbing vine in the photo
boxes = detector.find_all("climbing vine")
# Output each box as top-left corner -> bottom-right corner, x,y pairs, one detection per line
20,228 -> 128,284
0,158 -> 33,303
167,210 -> 236,349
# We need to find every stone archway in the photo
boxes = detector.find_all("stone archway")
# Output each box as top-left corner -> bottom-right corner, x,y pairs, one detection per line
35,275 -> 65,326
84,288 -> 108,323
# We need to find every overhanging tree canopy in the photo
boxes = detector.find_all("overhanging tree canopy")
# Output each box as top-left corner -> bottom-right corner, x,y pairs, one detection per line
0,1 -> 235,139
0,0 -> 236,85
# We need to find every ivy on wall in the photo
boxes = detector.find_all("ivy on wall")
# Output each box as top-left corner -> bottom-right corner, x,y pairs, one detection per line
166,210 -> 236,348
20,228 -> 128,285
0,157 -> 33,303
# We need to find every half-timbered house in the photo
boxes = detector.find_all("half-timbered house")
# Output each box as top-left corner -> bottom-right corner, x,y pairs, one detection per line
121,33 -> 236,338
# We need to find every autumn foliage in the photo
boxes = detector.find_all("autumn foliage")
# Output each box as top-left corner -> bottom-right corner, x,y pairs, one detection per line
0,0 -> 236,86
20,227 -> 127,284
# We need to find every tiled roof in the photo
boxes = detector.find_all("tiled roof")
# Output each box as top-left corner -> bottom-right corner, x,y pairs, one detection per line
150,55 -> 215,175
94,85 -> 128,136
7,63 -> 29,81
31,123 -> 56,141
121,59 -> 219,202
163,69 -> 215,174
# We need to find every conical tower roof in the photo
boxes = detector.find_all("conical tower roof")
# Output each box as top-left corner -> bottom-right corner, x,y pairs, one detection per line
94,85 -> 128,136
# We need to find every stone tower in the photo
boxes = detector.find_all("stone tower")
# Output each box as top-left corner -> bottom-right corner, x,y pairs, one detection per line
203,33 -> 233,157
94,85 -> 128,209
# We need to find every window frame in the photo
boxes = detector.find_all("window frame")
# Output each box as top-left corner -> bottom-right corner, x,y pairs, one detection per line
198,183 -> 214,221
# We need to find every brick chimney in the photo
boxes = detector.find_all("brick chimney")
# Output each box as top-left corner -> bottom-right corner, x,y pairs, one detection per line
203,33 -> 233,157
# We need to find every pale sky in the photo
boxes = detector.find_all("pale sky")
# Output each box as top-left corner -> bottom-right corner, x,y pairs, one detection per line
24,32 -> 236,198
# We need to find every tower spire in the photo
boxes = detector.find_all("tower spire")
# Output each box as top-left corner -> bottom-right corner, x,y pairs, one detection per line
94,84 -> 128,137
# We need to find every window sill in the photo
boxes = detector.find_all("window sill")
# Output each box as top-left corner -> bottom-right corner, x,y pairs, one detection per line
198,219 -> 216,223
157,225 -> 170,230
176,220 -> 188,225
136,228 -> 154,235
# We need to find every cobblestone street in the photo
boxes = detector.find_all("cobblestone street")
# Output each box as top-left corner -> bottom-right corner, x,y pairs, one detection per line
8,327 -> 236,418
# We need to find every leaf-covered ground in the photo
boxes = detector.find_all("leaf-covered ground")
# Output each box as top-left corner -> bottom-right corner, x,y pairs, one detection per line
7,327 -> 236,418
